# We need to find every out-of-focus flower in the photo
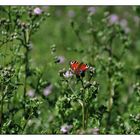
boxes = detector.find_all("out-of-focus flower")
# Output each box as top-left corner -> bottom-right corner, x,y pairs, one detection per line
60,124 -> 72,134
108,14 -> 119,24
92,128 -> 100,134
63,70 -> 73,78
124,27 -> 131,34
119,19 -> 130,33
26,89 -> 35,98
67,10 -> 75,18
119,19 -> 128,28
43,84 -> 53,96
57,56 -> 65,64
55,9 -> 62,16
87,6 -> 96,15
87,128 -> 100,134
89,66 -> 96,73
33,7 -> 42,15
134,16 -> 140,26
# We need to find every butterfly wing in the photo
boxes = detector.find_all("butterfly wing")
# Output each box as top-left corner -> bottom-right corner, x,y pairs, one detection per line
70,61 -> 89,76
76,63 -> 89,76
79,63 -> 89,72
70,61 -> 79,71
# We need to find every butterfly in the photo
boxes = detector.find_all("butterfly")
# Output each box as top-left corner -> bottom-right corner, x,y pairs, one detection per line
70,61 -> 89,77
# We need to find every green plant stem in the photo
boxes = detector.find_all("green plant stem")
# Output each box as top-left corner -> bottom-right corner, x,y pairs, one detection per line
79,78 -> 88,130
106,79 -> 114,133
67,80 -> 87,129
82,102 -> 86,129
67,78 -> 86,129
22,112 -> 33,134
23,29 -> 30,113
0,85 -> 8,133
23,48 -> 29,99
66,79 -> 75,94
78,99 -> 86,130
70,20 -> 84,46
79,78 -> 84,89
0,90 -> 4,133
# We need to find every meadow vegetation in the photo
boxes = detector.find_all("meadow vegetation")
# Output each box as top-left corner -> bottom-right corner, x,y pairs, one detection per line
0,6 -> 140,134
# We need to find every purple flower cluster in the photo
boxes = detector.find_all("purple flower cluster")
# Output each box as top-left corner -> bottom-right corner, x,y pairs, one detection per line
108,14 -> 130,33
26,89 -> 35,98
109,14 -> 119,24
43,84 -> 53,96
33,7 -> 42,15
87,6 -> 96,15
60,124 -> 72,133
63,70 -> 73,78
67,10 -> 75,18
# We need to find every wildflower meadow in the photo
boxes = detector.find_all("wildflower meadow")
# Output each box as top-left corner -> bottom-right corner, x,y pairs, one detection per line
0,6 -> 140,134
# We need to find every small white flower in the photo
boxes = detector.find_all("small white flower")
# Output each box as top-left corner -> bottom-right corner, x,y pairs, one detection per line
63,70 -> 73,78
33,7 -> 42,15
26,89 -> 35,98
89,66 -> 96,72
43,85 -> 53,96
60,124 -> 72,133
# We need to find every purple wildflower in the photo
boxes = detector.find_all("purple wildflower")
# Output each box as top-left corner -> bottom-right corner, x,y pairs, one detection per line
33,7 -> 42,15
63,70 -> 73,78
43,84 -> 53,96
109,14 -> 119,24
67,10 -> 75,18
91,128 -> 100,134
26,89 -> 35,98
87,6 -> 96,15
60,124 -> 72,134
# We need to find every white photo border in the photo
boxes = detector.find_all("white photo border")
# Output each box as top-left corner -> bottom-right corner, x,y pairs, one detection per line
0,0 -> 140,5
1,135 -> 140,140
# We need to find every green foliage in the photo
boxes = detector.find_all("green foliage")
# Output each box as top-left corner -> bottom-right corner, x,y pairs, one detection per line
0,6 -> 140,134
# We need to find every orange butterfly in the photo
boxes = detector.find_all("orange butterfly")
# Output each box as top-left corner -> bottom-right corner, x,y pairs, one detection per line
70,61 -> 89,77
